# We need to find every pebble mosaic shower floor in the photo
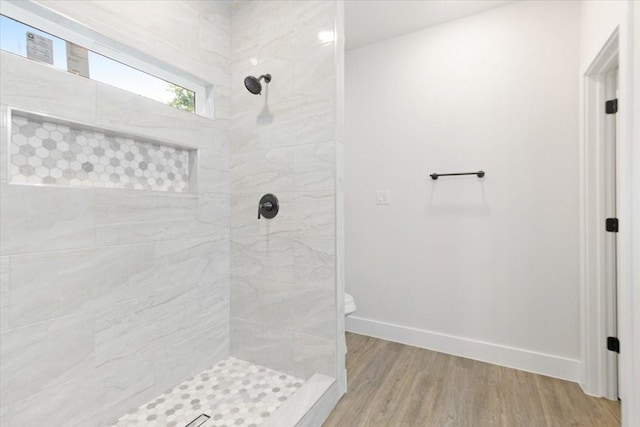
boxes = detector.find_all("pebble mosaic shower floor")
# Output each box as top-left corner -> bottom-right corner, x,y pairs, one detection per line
109,357 -> 305,427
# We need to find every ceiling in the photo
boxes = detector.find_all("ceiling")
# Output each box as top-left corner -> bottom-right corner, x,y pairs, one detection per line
345,0 -> 513,50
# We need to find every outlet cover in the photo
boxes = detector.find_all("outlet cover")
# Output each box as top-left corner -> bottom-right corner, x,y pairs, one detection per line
376,190 -> 390,205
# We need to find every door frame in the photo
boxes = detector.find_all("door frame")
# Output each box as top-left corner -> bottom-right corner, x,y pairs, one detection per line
579,30 -> 619,400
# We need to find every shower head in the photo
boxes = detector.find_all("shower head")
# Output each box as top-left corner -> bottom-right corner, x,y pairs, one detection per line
244,74 -> 271,95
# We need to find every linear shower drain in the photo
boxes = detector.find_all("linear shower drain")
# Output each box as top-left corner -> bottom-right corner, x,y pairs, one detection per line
185,414 -> 210,427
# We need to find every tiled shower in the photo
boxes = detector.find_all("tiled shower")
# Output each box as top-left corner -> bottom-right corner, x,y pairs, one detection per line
0,1 -> 345,426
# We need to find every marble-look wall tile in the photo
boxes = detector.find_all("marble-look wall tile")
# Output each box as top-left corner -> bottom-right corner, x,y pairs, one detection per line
1,3 -> 231,426
256,0 -> 295,46
199,14 -> 231,68
294,239 -> 335,289
230,318 -> 295,376
293,332 -> 336,378
0,53 -> 97,124
260,35 -> 294,65
9,244 -> 155,328
94,295 -> 167,366
148,286 -> 219,350
293,142 -> 335,191
213,82 -> 232,121
8,346 -> 156,427
230,319 -> 335,381
231,147 -> 294,193
198,278 -> 230,335
293,287 -> 335,339
199,193 -> 230,229
153,237 -> 228,296
95,189 -> 198,224
335,142 -> 346,363
230,0 -> 339,384
230,100 -> 335,154
230,142 -> 334,194
231,235 -> 295,283
0,404 -> 7,427
0,104 -> 8,183
230,276 -> 261,322
153,326 -> 229,395
81,349 -> 156,427
258,109 -> 335,152
230,110 -> 259,151
0,183 -> 95,255
231,262 -> 334,348
93,190 -> 223,245
231,277 -> 302,327
0,256 -> 9,332
94,281 -> 225,366
291,191 -> 335,239
287,95 -> 336,123
230,0 -> 260,53
336,141 -> 344,238
95,217 -> 213,245
230,45 -> 261,78
198,154 -> 230,195
10,374 -> 97,427
290,1 -> 336,50
200,47 -> 230,81
0,313 -> 94,405
293,43 -> 336,99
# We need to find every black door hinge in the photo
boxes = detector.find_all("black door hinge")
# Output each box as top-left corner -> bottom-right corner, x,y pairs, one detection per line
606,99 -> 618,114
606,218 -> 619,232
607,337 -> 620,353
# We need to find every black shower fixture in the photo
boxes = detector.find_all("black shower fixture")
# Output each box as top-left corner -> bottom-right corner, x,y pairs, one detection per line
244,74 -> 271,95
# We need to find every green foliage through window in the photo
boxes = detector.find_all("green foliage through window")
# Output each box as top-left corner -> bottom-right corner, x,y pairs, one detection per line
167,84 -> 195,112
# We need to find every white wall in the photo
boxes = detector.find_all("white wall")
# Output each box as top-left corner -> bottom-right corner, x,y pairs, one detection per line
345,0 -> 581,379
579,0 -> 627,71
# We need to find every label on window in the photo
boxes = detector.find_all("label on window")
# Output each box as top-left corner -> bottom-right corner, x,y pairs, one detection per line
66,42 -> 90,78
26,32 -> 53,64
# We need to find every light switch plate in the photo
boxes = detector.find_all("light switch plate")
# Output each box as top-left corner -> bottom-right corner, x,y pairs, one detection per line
376,190 -> 390,205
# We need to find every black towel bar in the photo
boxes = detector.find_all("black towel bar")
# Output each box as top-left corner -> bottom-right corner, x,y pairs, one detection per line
430,171 -> 485,180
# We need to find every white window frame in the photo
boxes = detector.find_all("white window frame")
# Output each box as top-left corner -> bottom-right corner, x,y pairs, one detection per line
0,0 -> 214,118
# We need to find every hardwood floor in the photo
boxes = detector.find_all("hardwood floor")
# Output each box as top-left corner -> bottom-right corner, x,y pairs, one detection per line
323,333 -> 620,427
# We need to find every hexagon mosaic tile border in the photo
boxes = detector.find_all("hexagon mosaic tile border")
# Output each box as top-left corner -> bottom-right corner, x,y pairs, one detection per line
109,357 -> 305,427
9,112 -> 193,192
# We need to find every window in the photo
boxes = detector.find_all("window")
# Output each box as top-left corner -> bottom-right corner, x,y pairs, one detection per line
0,3 -> 212,117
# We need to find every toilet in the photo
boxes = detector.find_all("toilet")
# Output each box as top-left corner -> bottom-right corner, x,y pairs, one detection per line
342,293 -> 356,359
344,292 -> 357,316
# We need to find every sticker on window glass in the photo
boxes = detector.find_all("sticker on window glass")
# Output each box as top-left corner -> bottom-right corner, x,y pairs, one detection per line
66,41 -> 90,78
26,32 -> 53,64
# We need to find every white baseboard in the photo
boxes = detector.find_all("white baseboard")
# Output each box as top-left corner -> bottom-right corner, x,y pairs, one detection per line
346,315 -> 580,383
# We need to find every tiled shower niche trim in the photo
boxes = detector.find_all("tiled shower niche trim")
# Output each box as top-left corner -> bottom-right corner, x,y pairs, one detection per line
9,110 -> 195,192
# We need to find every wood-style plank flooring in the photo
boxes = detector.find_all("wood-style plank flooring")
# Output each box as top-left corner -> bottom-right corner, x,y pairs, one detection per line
324,333 -> 620,427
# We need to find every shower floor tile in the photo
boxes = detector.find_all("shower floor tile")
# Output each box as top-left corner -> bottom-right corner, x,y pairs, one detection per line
110,357 -> 305,427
